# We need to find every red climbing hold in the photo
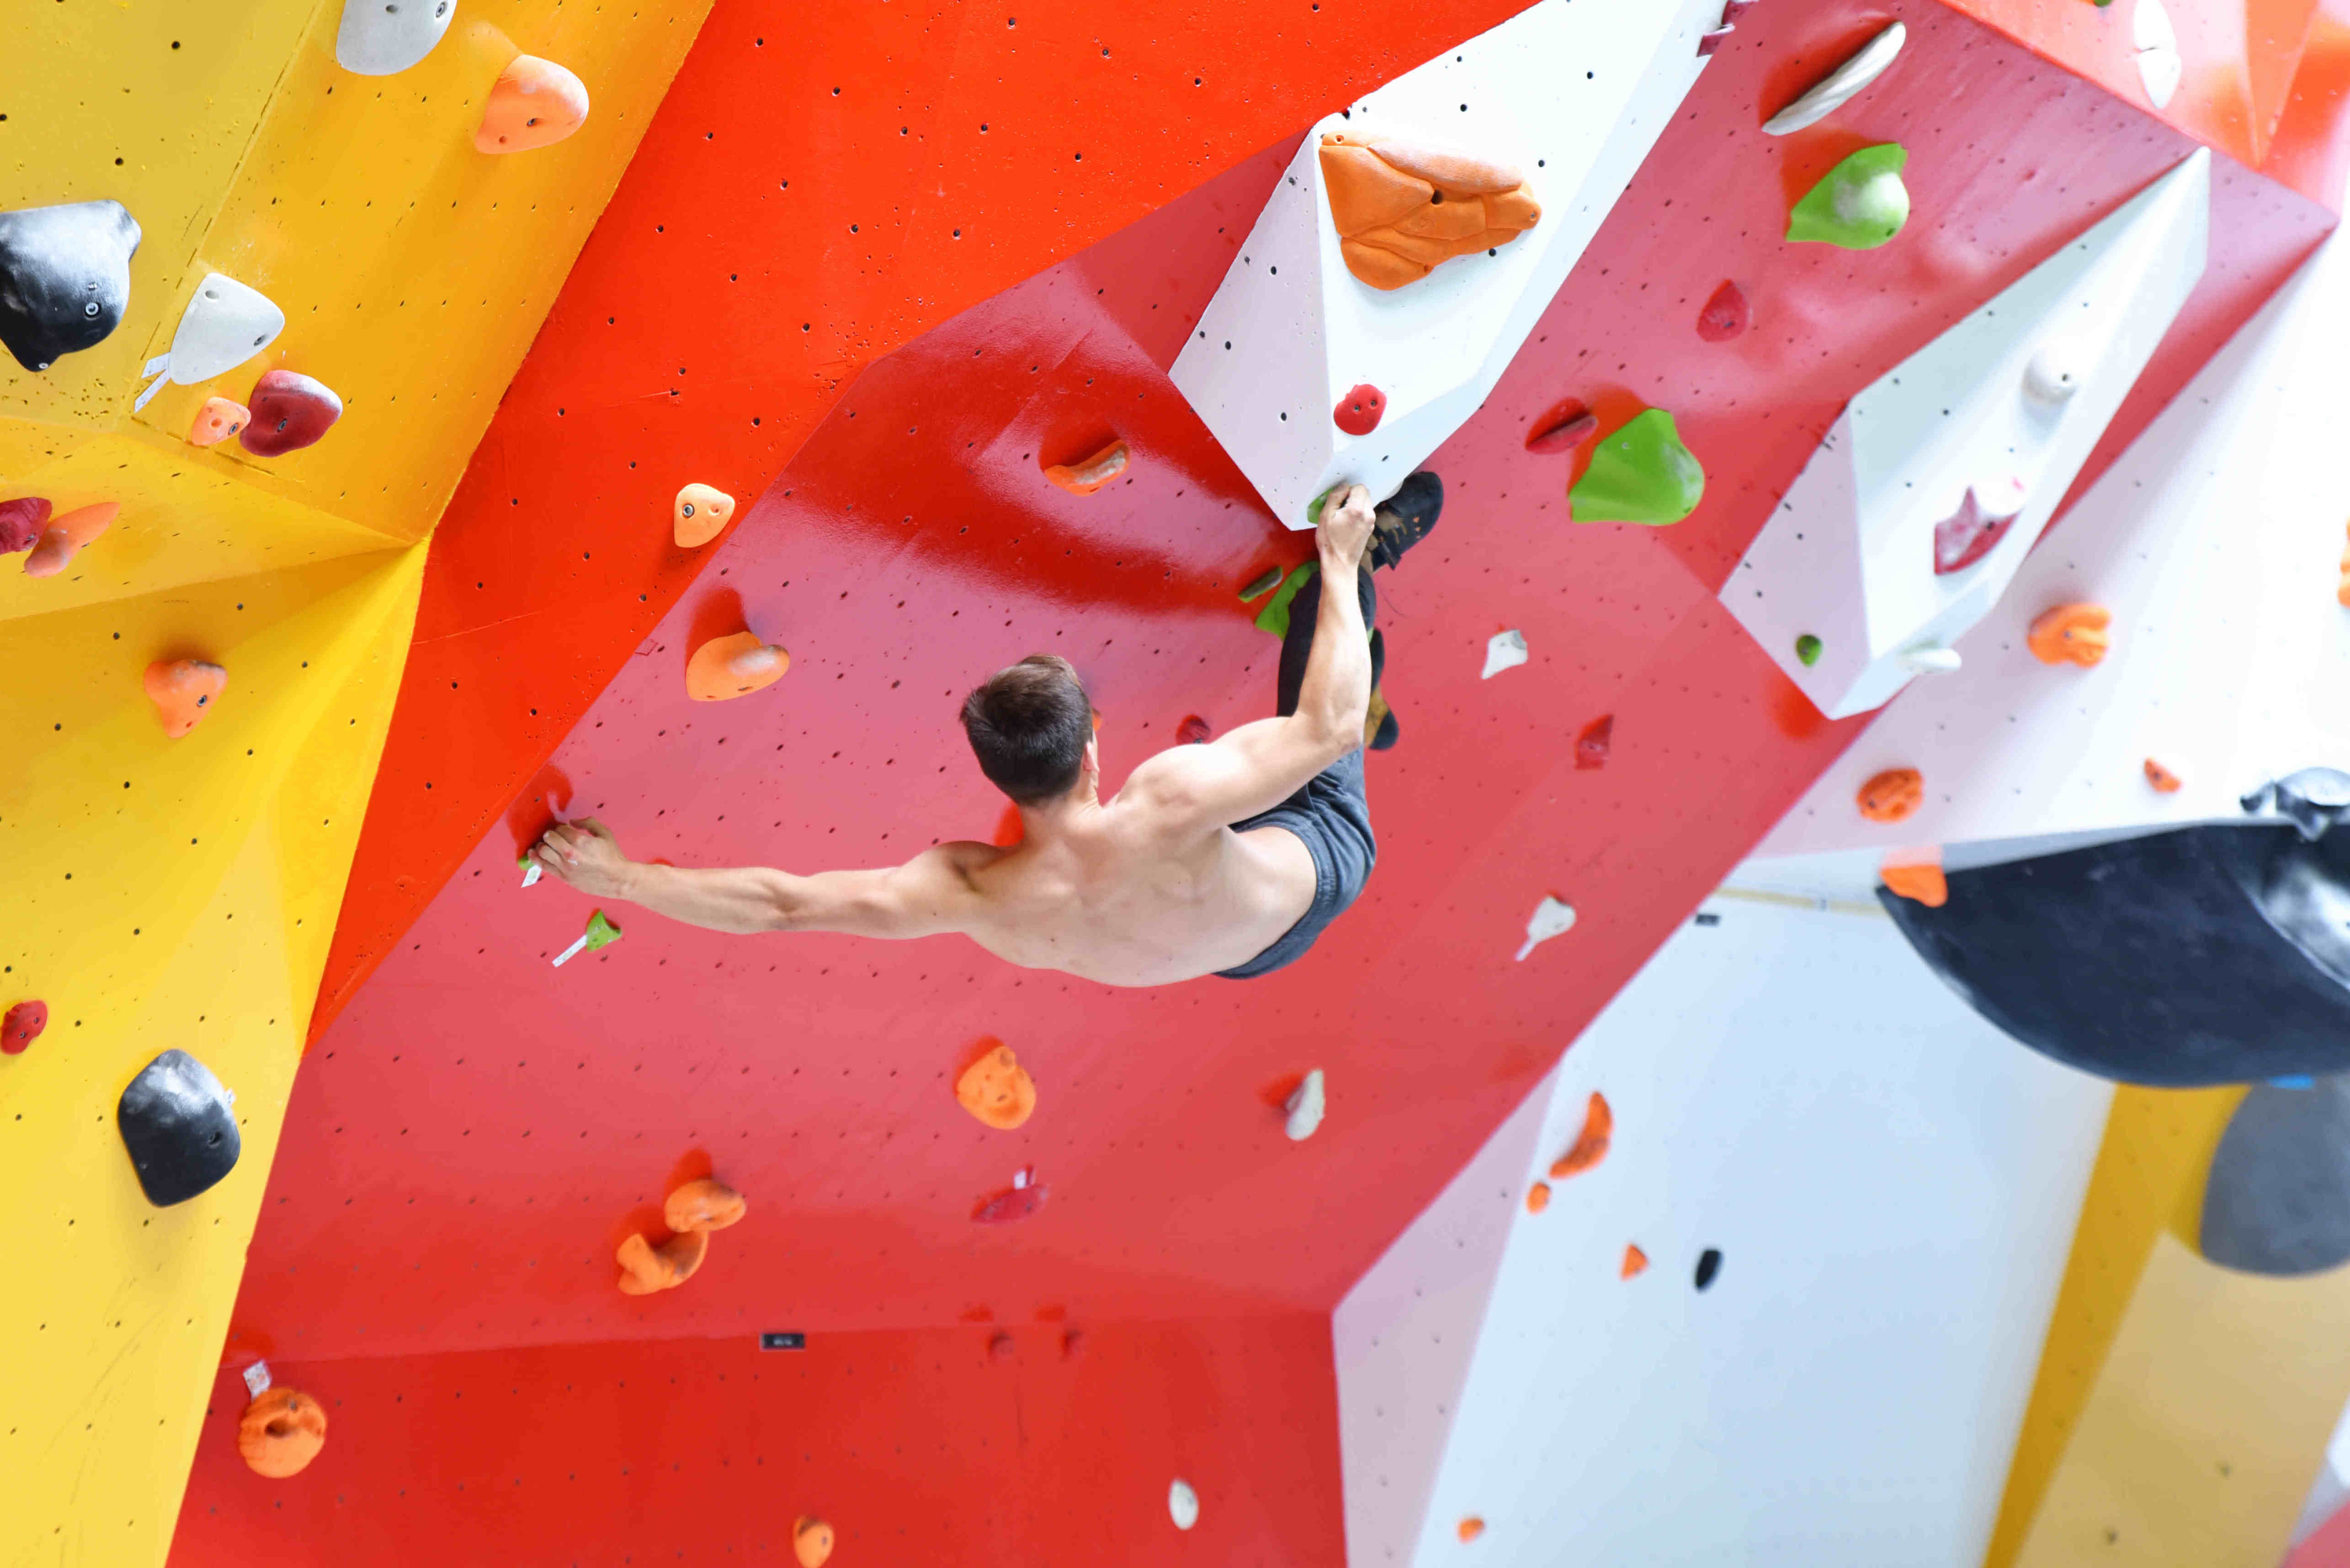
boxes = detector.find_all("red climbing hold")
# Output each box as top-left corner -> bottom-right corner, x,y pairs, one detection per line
989,1330 -> 1016,1362
1932,480 -> 2026,575
0,496 -> 51,554
240,369 -> 342,457
1061,1327 -> 1085,1360
1334,383 -> 1387,435
1696,25 -> 1734,54
973,1171 -> 1048,1224
1176,715 -> 1212,745
1525,401 -> 1599,455
2,999 -> 45,1055
1574,714 -> 1613,770
1042,440 -> 1128,496
1696,280 -> 1749,342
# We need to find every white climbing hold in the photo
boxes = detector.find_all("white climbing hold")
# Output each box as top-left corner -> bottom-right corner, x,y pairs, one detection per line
132,273 -> 284,411
2135,0 -> 2182,110
1761,21 -> 1906,135
1482,629 -> 1528,679
520,860 -> 542,889
1515,896 -> 1577,962
1898,645 -> 1962,674
1169,1479 -> 1200,1531
1285,1069 -> 1327,1141
2022,339 -> 2085,406
242,1360 -> 274,1398
336,0 -> 457,76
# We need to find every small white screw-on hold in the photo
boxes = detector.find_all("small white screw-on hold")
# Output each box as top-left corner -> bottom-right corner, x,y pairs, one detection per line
551,932 -> 590,967
1899,645 -> 1962,674
1482,628 -> 1528,679
1761,21 -> 1906,135
2022,340 -> 2084,405
242,1361 -> 274,1398
1515,895 -> 1577,962
521,861 -> 542,888
1011,1165 -> 1035,1191
1169,1478 -> 1201,1531
1285,1069 -> 1327,1141
2134,0 -> 2182,109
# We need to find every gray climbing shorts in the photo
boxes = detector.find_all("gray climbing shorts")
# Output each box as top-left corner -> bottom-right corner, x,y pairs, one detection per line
1216,750 -> 1377,979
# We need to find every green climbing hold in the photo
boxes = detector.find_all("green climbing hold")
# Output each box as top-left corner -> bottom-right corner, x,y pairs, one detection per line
1239,566 -> 1284,602
1254,560 -> 1319,637
1787,143 -> 1910,250
1796,633 -> 1823,667
1569,409 -> 1705,526
585,909 -> 622,951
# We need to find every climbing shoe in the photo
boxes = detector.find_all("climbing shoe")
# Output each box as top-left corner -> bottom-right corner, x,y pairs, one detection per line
1366,686 -> 1399,751
1369,470 -> 1443,571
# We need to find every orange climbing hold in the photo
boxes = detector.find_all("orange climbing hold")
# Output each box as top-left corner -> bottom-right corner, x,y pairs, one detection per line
475,55 -> 591,154
1457,1517 -> 1486,1543
955,1041 -> 1037,1130
2027,603 -> 2111,667
187,396 -> 248,447
1857,768 -> 1923,823
686,631 -> 789,701
793,1516 -> 836,1568
2145,758 -> 2184,793
144,659 -> 226,738
2339,520 -> 2350,606
1525,1181 -> 1551,1214
237,1387 -> 327,1478
1043,440 -> 1129,496
662,1177 -> 747,1234
1550,1091 -> 1612,1178
22,501 -> 118,577
1318,132 -> 1542,291
673,483 -> 736,548
615,1227 -> 709,1295
1880,853 -> 1947,908
1621,1243 -> 1649,1279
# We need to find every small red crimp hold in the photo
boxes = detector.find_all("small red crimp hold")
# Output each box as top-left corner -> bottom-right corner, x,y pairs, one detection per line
1525,401 -> 1599,455
1696,280 -> 1749,342
2,999 -> 46,1055
1334,384 -> 1386,436
1574,714 -> 1614,770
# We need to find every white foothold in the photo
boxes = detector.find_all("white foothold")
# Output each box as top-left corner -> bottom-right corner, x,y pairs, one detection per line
2135,0 -> 2182,109
1760,21 -> 1907,135
1169,1479 -> 1200,1531
161,273 -> 285,385
1285,1069 -> 1327,1141
520,861 -> 542,889
2022,340 -> 2084,405
241,1361 -> 274,1398
336,0 -> 457,75
1515,895 -> 1577,962
1482,628 -> 1528,679
1898,645 -> 1962,674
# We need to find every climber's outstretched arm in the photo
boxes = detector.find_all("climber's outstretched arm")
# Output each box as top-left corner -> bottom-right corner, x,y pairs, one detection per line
533,818 -> 992,938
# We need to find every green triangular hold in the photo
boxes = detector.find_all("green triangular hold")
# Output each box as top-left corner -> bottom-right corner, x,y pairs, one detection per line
1570,409 -> 1705,525
584,909 -> 623,951
1787,143 -> 1910,249
1254,561 -> 1319,637
1238,566 -> 1284,602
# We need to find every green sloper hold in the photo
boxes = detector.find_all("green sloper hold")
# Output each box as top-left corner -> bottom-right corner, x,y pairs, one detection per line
1570,409 -> 1705,525
1254,560 -> 1319,636
1787,143 -> 1910,249
584,909 -> 623,951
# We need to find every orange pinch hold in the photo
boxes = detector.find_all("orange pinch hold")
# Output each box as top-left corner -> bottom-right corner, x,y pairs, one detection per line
615,1227 -> 710,1295
1549,1091 -> 1612,1178
2338,520 -> 2350,606
1857,767 -> 1923,824
1880,853 -> 1947,908
1319,132 -> 1542,291
23,501 -> 119,577
793,1516 -> 836,1568
475,54 -> 591,154
238,1387 -> 327,1478
1457,1517 -> 1486,1543
673,483 -> 737,548
2145,758 -> 2184,794
1621,1243 -> 1649,1279
144,658 -> 226,738
1043,440 -> 1128,496
955,1041 -> 1037,1130
1525,1181 -> 1551,1214
662,1177 -> 746,1234
686,631 -> 789,701
2026,602 -> 2111,667
188,397 -> 249,447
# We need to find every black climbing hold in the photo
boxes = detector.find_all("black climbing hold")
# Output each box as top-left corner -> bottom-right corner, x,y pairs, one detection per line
2200,1078 -> 2350,1277
0,200 -> 141,373
2242,768 -> 2350,842
117,1049 -> 240,1206
1882,823 -> 2350,1086
1694,1248 -> 1722,1290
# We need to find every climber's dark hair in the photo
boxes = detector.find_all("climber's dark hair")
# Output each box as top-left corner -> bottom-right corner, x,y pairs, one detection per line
960,655 -> 1093,805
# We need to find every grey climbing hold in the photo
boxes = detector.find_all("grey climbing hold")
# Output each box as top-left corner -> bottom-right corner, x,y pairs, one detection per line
0,200 -> 140,373
1760,22 -> 1906,135
2201,1077 -> 2350,1277
2242,768 -> 2350,842
117,1049 -> 241,1206
336,0 -> 457,75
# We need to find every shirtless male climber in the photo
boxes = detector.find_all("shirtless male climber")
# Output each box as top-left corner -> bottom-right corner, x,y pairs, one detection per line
532,473 -> 1443,984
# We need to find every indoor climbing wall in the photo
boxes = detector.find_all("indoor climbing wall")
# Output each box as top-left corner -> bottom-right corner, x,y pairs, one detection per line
160,0 -> 2350,1559
1394,895 -> 2111,1567
0,0 -> 706,1560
